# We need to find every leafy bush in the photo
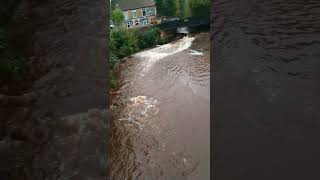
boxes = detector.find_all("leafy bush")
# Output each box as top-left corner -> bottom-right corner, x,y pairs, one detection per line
110,71 -> 117,89
109,27 -> 162,89
110,28 -> 138,59
158,36 -> 168,45
110,27 -> 162,59
136,28 -> 161,49
111,8 -> 125,27
110,51 -> 119,69
189,0 -> 210,17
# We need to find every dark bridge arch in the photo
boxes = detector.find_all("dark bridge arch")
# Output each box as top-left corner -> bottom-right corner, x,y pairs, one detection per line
155,16 -> 210,31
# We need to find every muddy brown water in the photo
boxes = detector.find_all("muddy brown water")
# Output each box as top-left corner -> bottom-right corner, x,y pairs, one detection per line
111,34 -> 210,180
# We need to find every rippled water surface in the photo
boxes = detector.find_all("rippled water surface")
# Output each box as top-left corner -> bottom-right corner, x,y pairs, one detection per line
111,34 -> 210,180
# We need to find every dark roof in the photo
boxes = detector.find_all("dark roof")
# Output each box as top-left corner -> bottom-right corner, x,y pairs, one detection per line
116,0 -> 155,11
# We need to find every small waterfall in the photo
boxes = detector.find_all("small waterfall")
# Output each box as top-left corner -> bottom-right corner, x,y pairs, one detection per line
177,27 -> 189,34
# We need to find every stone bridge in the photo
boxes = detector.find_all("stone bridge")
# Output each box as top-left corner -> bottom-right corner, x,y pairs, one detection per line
155,16 -> 210,32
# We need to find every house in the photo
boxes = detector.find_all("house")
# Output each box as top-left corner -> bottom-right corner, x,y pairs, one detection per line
115,0 -> 157,29
110,20 -> 115,29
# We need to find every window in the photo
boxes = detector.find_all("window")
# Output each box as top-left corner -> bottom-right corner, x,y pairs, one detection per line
142,19 -> 148,26
124,11 -> 129,20
135,19 -> 140,26
132,10 -> 137,18
147,8 -> 154,16
126,22 -> 131,28
142,8 -> 146,17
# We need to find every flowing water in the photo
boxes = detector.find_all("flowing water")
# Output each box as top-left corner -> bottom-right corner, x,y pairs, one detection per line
111,34 -> 210,180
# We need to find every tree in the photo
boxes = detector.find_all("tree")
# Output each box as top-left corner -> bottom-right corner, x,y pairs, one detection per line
110,29 -> 138,58
189,0 -> 209,7
175,0 -> 181,17
183,0 -> 191,18
155,0 -> 164,15
111,8 -> 124,27
189,0 -> 209,17
155,0 -> 176,17
110,0 -> 117,10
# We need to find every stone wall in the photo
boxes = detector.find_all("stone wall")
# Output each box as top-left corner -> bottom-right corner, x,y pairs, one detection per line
0,0 -> 109,179
212,1 -> 320,179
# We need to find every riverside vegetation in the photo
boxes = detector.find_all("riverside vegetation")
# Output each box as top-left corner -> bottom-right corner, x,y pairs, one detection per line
110,27 -> 166,89
109,0 -> 210,89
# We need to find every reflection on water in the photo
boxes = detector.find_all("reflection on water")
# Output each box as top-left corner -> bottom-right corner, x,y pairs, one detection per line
111,33 -> 210,180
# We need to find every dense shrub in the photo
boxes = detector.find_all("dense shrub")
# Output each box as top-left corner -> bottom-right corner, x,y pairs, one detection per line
158,36 -> 168,45
109,51 -> 119,89
134,28 -> 161,49
110,28 -> 138,59
110,71 -> 117,89
109,27 -> 162,89
110,51 -> 119,69
111,8 -> 125,27
111,27 -> 162,58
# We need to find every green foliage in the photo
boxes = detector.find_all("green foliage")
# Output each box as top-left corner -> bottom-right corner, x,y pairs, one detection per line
110,51 -> 119,69
175,0 -> 182,17
110,28 -> 138,59
189,0 -> 209,7
189,0 -> 209,17
156,0 -> 209,18
109,27 -> 162,89
110,71 -> 117,89
155,0 -> 176,17
183,0 -> 192,18
158,36 -> 168,45
111,8 -> 125,27
110,27 -> 161,59
135,28 -> 161,49
110,0 -> 117,10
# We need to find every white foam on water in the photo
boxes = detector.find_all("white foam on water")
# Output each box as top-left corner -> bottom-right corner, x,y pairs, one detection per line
189,49 -> 204,56
134,36 -> 195,76
118,96 -> 159,121
117,96 -> 160,129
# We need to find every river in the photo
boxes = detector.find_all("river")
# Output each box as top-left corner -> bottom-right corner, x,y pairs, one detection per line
111,33 -> 210,180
